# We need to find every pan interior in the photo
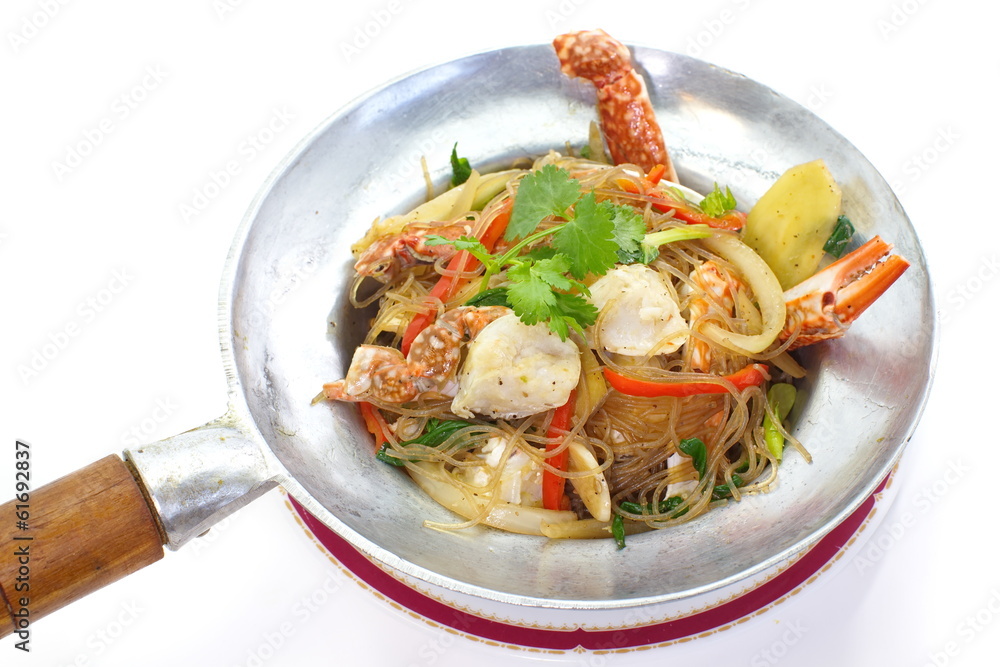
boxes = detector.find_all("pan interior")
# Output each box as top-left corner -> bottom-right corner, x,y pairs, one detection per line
224,46 -> 934,606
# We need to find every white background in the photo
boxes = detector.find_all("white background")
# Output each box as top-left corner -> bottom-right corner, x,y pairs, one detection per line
1,0 -> 996,665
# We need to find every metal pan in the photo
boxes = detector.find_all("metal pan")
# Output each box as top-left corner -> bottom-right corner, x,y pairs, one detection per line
0,44 -> 936,630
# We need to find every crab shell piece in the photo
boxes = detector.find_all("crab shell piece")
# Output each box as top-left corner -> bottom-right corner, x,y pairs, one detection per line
780,235 -> 910,350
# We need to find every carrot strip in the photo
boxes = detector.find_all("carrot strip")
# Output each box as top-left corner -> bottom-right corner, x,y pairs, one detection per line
646,163 -> 667,185
358,402 -> 390,452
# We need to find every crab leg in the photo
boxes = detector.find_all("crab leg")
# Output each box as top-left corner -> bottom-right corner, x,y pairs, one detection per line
780,236 -> 910,350
553,29 -> 677,180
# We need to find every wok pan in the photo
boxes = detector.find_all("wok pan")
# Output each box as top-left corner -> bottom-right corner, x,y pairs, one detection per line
0,44 -> 936,634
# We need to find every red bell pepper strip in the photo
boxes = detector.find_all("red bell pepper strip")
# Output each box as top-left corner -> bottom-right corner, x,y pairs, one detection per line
542,390 -> 577,512
400,199 -> 513,356
602,363 -> 770,398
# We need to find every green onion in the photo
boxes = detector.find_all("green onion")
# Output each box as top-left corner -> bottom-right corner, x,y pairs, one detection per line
619,496 -> 687,518
764,383 -> 797,462
711,474 -> 745,500
611,515 -> 627,550
376,418 -> 480,466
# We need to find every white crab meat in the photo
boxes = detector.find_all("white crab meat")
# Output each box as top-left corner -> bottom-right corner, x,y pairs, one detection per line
588,264 -> 688,356
464,436 -> 544,506
451,314 -> 581,420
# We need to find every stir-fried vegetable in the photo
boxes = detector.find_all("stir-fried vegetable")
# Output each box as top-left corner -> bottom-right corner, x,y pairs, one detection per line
764,383 -> 797,462
542,391 -> 577,511
450,143 -> 472,186
698,234 -> 786,355
823,215 -> 856,259
375,418 -> 481,466
743,159 -> 844,289
678,437 -> 707,478
602,363 -> 769,398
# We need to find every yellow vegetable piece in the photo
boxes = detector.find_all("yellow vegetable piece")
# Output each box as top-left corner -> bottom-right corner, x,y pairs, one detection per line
743,159 -> 843,290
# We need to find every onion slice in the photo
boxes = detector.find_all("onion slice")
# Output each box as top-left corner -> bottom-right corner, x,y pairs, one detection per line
408,462 -> 578,535
699,234 -> 786,354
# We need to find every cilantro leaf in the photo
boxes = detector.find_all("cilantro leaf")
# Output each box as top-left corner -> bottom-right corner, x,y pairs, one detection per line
606,201 -> 647,263
506,165 -> 581,241
506,271 -> 557,325
450,143 -> 472,186
504,261 -> 596,341
552,192 -> 618,279
529,256 -> 576,291
700,183 -> 738,217
550,291 -> 598,332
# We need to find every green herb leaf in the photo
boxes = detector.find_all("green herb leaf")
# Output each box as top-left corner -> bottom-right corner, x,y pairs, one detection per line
506,267 -> 558,323
607,201 -> 647,258
505,165 -> 581,241
823,215 -> 855,258
550,291 -> 598,336
700,183 -> 738,217
678,437 -> 708,480
425,234 -> 494,268
464,287 -> 511,308
552,191 -> 619,279
611,514 -> 627,550
450,143 -> 472,186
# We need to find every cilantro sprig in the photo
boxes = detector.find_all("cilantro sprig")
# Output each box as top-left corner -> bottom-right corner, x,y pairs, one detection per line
426,165 -> 713,339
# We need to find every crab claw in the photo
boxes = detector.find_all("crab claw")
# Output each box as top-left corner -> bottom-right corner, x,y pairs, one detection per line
780,236 -> 910,350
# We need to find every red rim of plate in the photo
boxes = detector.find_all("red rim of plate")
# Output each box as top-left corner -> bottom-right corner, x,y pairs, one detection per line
288,472 -> 889,651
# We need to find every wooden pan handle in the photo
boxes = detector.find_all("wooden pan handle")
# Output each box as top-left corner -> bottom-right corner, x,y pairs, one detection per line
0,455 -> 164,639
